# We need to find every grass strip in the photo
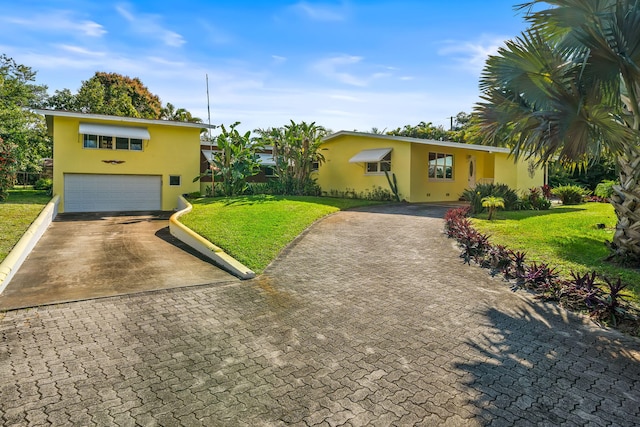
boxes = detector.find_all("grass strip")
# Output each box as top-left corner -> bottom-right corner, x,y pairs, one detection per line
180,195 -> 382,273
0,190 -> 51,262
472,202 -> 640,302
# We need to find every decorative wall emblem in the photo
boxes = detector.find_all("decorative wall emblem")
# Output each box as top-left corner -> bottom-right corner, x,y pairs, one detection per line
102,160 -> 125,165
528,160 -> 536,178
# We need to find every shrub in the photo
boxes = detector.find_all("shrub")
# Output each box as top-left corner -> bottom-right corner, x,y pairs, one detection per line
594,179 -> 616,199
444,206 -> 638,329
552,185 -> 590,205
461,183 -> 519,213
518,187 -> 551,210
327,186 -> 395,201
34,178 -> 53,191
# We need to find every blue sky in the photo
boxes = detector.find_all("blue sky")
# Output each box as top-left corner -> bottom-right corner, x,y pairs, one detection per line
1,0 -> 531,132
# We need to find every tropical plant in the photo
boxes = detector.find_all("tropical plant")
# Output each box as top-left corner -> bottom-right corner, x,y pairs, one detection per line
519,187 -> 552,210
475,0 -> 640,265
160,102 -> 202,123
384,171 -> 401,202
552,184 -> 589,205
254,121 -> 328,195
594,180 -> 617,199
481,196 -> 505,220
461,182 -> 519,213
204,122 -> 263,196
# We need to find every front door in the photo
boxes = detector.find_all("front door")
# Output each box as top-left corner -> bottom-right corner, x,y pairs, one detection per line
468,156 -> 476,188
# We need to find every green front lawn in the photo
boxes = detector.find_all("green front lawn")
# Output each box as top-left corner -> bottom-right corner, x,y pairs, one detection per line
472,202 -> 640,302
180,195 -> 383,273
0,189 -> 51,262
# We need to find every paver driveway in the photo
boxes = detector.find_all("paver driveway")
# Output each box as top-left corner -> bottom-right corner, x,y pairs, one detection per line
0,212 -> 237,310
1,204 -> 639,426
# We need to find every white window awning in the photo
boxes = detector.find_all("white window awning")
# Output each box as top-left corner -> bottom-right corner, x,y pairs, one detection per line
349,148 -> 392,163
201,149 -> 215,160
79,122 -> 150,140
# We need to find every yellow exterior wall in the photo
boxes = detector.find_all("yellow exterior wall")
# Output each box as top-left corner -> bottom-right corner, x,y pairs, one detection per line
318,135 -> 412,201
52,116 -> 201,212
515,157 -> 545,191
493,154 -> 544,193
318,134 -> 545,203
410,144 -> 487,202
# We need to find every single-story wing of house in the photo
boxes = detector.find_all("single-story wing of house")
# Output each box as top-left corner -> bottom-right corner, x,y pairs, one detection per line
317,131 -> 545,202
35,109 -> 212,213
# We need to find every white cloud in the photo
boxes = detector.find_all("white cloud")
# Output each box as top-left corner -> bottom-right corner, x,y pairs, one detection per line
291,1 -> 348,21
56,45 -> 107,57
3,11 -> 106,37
437,35 -> 507,74
313,55 -> 392,87
115,3 -> 186,47
271,55 -> 287,65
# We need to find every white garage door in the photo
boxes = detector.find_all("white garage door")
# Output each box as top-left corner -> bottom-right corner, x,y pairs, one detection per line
64,174 -> 161,212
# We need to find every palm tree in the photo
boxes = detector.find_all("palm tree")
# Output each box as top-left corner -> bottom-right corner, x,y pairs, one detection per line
475,0 -> 640,265
255,121 -> 328,195
481,196 -> 505,220
160,102 -> 202,123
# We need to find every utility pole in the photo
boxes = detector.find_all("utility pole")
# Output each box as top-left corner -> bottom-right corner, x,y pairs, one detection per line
447,116 -> 454,131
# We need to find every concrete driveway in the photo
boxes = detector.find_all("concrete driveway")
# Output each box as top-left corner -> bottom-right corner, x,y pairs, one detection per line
0,212 -> 237,310
1,204 -> 639,426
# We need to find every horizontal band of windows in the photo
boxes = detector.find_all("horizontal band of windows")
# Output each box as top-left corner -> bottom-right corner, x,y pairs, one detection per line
83,134 -> 143,151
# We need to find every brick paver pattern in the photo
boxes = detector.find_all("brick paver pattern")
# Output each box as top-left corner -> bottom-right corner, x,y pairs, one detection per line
1,204 -> 639,426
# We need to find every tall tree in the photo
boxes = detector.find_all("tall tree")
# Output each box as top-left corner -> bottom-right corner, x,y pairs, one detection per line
475,0 -> 640,264
73,72 -> 162,119
0,54 -> 50,174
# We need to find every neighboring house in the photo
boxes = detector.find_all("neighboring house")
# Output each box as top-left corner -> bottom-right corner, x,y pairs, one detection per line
35,109 -> 212,213
317,131 -> 545,202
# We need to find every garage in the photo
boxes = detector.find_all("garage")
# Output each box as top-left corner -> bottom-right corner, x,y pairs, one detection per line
64,174 -> 161,213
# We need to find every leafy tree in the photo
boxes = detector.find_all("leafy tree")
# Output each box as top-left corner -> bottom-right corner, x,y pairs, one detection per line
0,137 -> 17,200
70,72 -> 162,119
0,54 -> 50,174
209,122 -> 262,196
255,121 -> 328,195
475,0 -> 640,265
43,88 -> 78,111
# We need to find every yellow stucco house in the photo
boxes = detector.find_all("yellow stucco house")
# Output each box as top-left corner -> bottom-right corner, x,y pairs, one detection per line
317,131 -> 545,202
35,109 -> 210,213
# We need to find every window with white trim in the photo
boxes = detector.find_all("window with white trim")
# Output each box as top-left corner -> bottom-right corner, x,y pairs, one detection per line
83,134 -> 143,151
365,152 -> 391,174
428,152 -> 454,180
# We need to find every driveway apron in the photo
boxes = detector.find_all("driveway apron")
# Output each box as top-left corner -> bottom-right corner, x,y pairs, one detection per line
0,204 -> 639,426
0,212 -> 237,310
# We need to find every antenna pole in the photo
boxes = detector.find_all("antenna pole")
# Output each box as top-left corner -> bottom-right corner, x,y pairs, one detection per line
206,74 -> 213,164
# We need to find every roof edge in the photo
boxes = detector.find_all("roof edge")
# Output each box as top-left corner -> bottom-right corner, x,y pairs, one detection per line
32,109 -> 213,129
322,130 -> 511,154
